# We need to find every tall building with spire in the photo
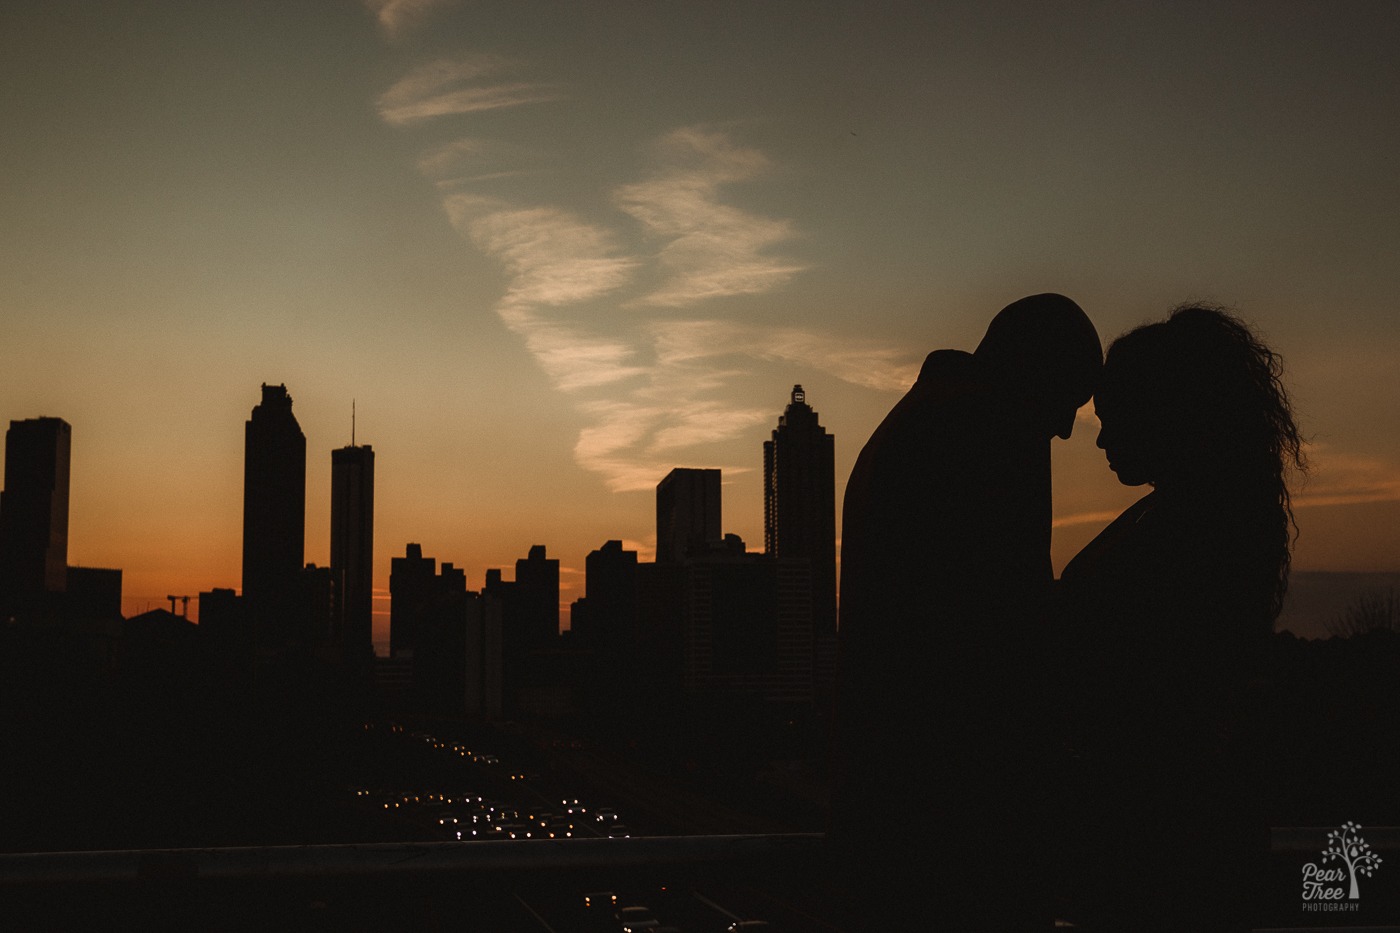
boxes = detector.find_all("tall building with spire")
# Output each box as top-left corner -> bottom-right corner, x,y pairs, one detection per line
242,383 -> 306,650
331,442 -> 374,665
763,385 -> 836,680
0,417 -> 71,620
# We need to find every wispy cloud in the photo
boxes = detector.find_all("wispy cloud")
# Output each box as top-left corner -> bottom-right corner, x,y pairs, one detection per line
500,308 -> 649,392
442,194 -> 645,391
419,138 -> 551,187
1052,509 -> 1125,529
616,127 -> 806,307
377,57 -> 563,126
618,538 -> 656,563
364,0 -> 457,39
650,401 -> 772,451
575,401 -> 665,461
649,319 -> 920,392
1295,444 -> 1400,508
573,400 -> 667,490
440,171 -> 913,486
1052,444 -> 1400,529
443,195 -> 640,312
416,138 -> 484,177
571,394 -> 765,493
403,117 -> 914,490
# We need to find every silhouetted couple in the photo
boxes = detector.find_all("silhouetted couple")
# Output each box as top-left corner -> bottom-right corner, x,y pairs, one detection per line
833,294 -> 1302,932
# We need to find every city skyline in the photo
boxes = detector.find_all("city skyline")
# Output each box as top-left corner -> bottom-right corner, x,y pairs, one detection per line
3,2 -> 1399,633
1,359 -> 1395,649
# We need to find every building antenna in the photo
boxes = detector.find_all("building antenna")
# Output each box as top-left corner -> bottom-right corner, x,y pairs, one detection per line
352,399 -> 356,447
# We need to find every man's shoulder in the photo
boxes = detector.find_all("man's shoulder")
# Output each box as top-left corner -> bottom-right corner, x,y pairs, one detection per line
849,350 -> 985,477
902,349 -> 997,421
917,348 -> 978,384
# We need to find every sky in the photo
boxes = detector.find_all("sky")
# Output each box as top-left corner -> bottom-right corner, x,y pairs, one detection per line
2,1 -> 1398,645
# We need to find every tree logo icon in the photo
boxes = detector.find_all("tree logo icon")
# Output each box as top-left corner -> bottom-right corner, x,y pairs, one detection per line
1323,822 -> 1383,899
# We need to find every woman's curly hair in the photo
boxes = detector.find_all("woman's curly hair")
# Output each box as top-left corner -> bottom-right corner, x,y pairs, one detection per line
1105,304 -> 1306,620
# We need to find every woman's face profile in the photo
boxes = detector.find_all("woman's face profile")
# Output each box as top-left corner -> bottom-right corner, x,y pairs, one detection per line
1093,373 -> 1168,488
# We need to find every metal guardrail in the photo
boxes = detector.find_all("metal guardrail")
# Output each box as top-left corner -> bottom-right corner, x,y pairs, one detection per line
0,833 -> 825,885
6,826 -> 1394,885
8,829 -> 1398,933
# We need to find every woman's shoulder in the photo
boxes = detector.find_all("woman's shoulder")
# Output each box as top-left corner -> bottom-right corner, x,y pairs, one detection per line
1060,492 -> 1158,584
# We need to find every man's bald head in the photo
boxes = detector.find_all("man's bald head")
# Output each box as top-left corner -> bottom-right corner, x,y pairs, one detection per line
974,293 -> 1102,439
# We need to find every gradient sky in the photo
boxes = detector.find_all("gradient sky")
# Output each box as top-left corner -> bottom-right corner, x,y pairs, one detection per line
3,2 -> 1398,644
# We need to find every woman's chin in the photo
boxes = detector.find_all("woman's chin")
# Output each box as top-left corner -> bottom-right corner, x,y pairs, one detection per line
1109,462 -> 1150,487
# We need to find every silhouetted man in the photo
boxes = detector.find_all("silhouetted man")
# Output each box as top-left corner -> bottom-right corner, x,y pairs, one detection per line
832,293 -> 1100,930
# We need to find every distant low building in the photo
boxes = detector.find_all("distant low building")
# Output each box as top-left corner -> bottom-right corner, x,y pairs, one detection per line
65,566 -> 122,622
389,543 -> 503,717
198,587 -> 242,633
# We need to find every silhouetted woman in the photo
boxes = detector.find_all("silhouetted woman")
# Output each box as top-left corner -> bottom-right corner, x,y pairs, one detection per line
1057,306 -> 1305,932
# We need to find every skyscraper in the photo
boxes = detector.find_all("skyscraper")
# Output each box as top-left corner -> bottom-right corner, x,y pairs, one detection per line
242,384 -> 305,648
389,542 -> 436,658
682,550 -> 814,705
763,385 -> 836,677
0,417 -> 71,620
580,540 -> 638,647
514,545 -> 560,647
331,443 -> 374,664
656,468 -> 721,563
488,544 -> 560,717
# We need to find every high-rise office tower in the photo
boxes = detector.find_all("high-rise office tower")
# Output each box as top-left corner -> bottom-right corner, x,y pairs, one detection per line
242,384 -> 306,646
514,545 -> 560,647
0,417 -> 71,619
581,540 -> 638,647
484,545 -> 559,717
331,443 -> 374,663
656,468 -> 721,563
681,551 -> 814,705
389,543 -> 436,658
763,385 -> 836,676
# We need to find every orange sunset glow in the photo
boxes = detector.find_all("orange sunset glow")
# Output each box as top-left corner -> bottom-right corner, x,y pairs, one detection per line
3,2 -> 1398,644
